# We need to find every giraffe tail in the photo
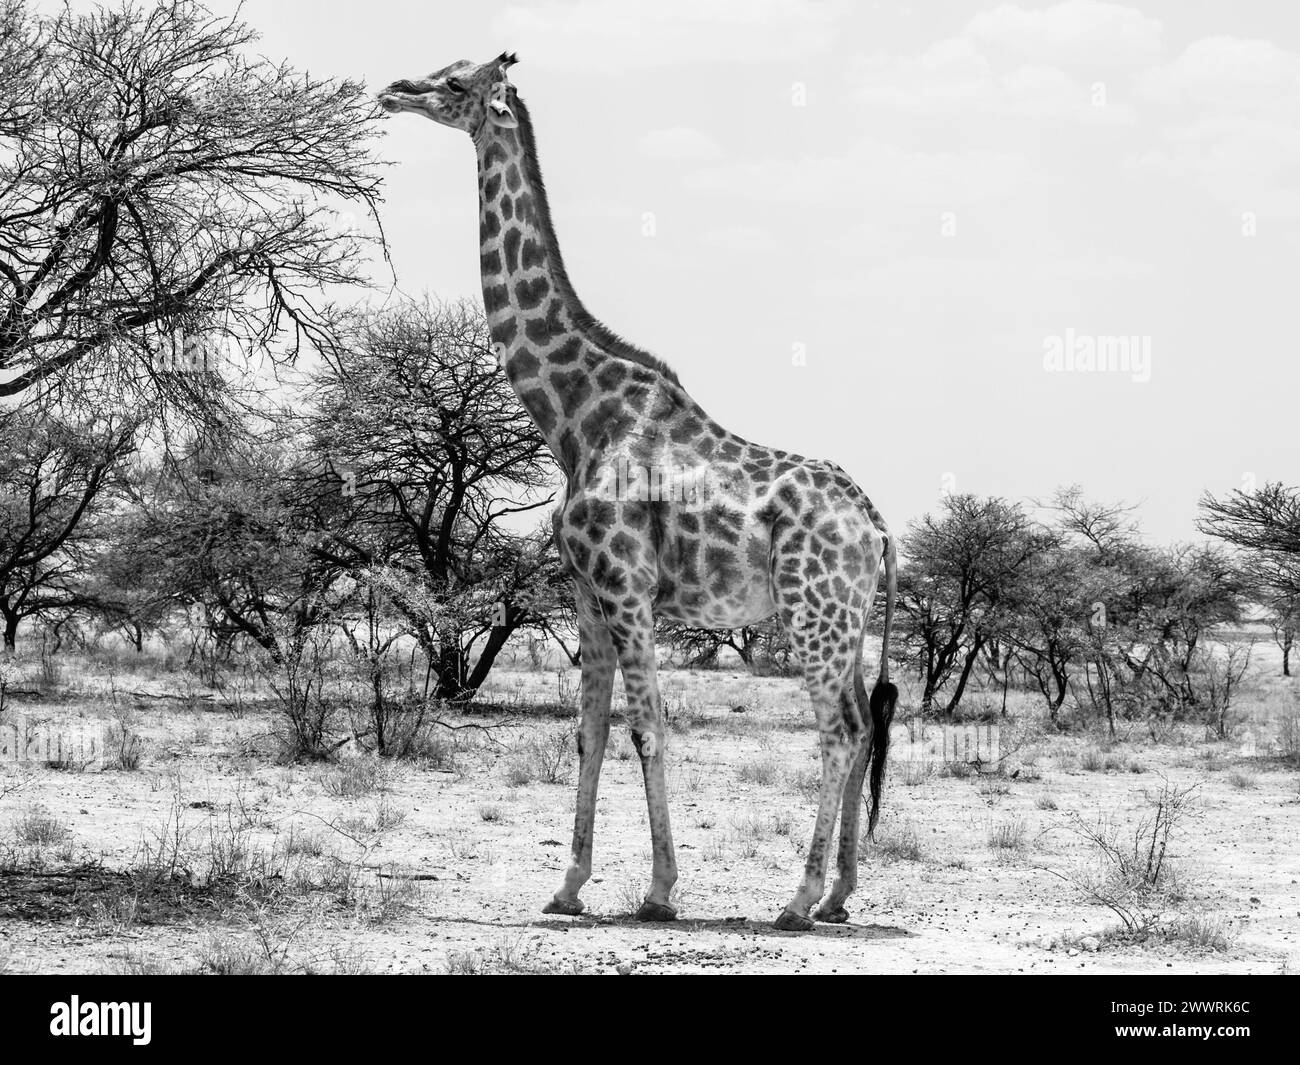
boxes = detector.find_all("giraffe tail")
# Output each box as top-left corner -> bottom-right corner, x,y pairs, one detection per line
865,531 -> 898,837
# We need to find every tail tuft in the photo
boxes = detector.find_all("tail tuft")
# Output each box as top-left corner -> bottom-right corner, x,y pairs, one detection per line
866,680 -> 898,837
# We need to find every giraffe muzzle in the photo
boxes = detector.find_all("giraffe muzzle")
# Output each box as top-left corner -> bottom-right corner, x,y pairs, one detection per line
377,80 -> 429,113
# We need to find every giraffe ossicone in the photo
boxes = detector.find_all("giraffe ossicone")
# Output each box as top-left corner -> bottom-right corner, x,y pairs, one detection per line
379,53 -> 900,930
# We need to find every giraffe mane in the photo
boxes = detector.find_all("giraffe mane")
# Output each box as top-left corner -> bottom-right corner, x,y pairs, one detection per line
510,93 -> 683,388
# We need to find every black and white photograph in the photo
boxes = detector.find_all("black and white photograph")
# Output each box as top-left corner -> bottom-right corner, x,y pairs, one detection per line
0,0 -> 1296,1029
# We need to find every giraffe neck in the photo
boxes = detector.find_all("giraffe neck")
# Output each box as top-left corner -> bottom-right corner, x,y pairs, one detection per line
473,97 -> 682,475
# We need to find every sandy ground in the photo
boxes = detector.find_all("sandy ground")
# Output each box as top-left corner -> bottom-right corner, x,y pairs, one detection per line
1,648 -> 1298,975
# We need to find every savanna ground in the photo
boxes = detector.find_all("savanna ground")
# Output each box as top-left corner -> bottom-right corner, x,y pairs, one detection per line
1,636 -> 1298,975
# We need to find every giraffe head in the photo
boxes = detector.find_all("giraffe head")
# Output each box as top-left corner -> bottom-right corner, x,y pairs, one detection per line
378,52 -> 519,137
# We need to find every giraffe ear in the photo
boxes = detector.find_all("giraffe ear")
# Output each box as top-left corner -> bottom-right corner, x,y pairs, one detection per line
487,81 -> 518,128
488,98 -> 518,128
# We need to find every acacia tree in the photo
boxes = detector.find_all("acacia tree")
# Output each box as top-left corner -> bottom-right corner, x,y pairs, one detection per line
896,494 -> 1052,716
1200,483 -> 1300,584
1048,490 -> 1246,730
1005,542 -> 1102,718
1264,594 -> 1298,677
1130,545 -> 1244,714
1200,483 -> 1300,675
657,622 -> 767,668
123,437 -> 346,666
656,617 -> 797,674
79,499 -> 179,652
0,0 -> 384,406
307,298 -> 560,700
1050,488 -> 1151,728
0,0 -> 49,139
0,405 -> 136,650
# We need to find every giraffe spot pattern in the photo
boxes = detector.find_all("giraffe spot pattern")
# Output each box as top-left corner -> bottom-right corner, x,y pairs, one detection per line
522,238 -> 546,269
551,368 -> 592,417
515,276 -> 550,309
520,388 -> 557,434
551,337 -> 583,364
506,349 -> 541,382
504,227 -> 522,273
525,300 -> 566,343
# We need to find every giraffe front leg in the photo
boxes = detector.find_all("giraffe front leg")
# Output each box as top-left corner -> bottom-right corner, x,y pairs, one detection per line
543,587 -> 615,917
609,610 -> 678,921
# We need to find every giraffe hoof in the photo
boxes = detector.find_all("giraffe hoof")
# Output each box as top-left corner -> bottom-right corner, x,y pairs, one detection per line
542,896 -> 585,916
774,908 -> 816,932
633,900 -> 678,922
813,905 -> 849,924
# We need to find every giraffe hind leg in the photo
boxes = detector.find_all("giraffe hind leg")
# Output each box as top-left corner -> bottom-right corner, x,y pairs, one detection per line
768,500 -> 882,929
813,739 -> 870,923
773,598 -> 869,928
814,654 -> 876,923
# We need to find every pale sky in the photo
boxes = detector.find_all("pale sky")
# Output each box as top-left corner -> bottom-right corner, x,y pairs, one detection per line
52,0 -> 1300,541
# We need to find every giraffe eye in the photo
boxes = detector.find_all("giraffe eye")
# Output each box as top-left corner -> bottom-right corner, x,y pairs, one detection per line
446,77 -> 467,94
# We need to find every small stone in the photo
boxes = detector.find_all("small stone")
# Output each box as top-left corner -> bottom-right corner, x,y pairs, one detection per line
1080,937 -> 1101,953
1067,948 -> 1079,957
615,961 -> 634,976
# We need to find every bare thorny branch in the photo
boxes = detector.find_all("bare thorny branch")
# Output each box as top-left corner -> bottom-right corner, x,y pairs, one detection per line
0,0 -> 389,416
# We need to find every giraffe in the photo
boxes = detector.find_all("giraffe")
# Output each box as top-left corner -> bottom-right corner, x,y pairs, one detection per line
378,53 -> 899,931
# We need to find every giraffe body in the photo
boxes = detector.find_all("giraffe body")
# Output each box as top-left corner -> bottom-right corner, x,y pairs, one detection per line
380,54 -> 899,928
